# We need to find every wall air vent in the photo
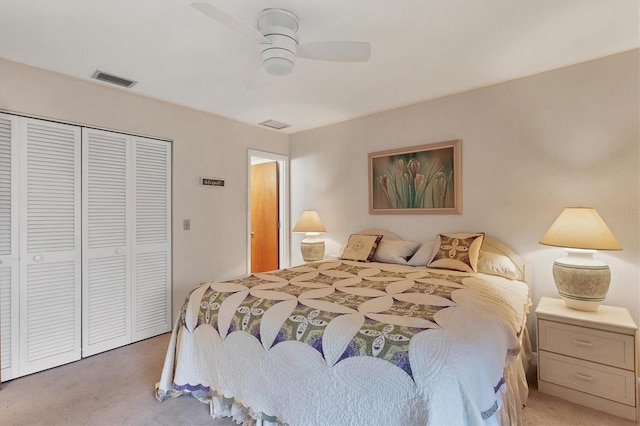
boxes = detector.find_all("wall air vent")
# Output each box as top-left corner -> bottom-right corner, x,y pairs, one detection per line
258,119 -> 291,130
91,70 -> 137,88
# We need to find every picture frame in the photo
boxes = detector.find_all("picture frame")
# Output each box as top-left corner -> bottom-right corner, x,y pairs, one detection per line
368,139 -> 462,214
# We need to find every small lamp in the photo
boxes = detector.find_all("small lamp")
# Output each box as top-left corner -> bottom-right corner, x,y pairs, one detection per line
539,207 -> 621,311
292,210 -> 327,262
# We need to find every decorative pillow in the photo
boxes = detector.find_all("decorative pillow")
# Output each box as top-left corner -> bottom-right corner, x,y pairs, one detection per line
341,234 -> 383,262
477,251 -> 519,280
373,240 -> 420,265
407,240 -> 436,267
427,233 -> 485,273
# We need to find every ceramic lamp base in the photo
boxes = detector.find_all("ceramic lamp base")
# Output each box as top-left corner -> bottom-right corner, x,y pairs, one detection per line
552,249 -> 610,312
301,240 -> 325,262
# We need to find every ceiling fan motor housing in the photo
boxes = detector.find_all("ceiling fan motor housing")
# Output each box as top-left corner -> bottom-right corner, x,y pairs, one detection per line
257,8 -> 300,76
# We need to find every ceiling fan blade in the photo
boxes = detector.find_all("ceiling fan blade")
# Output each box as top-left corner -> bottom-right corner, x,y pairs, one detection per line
192,2 -> 271,45
297,41 -> 371,62
247,65 -> 270,90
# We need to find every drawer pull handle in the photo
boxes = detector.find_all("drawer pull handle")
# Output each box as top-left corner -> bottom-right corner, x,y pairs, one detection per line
575,373 -> 594,382
573,339 -> 592,347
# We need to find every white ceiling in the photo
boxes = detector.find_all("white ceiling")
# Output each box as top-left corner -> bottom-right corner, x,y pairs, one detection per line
0,1 -> 638,134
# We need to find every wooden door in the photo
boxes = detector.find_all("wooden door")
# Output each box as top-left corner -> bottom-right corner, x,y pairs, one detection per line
251,161 -> 279,273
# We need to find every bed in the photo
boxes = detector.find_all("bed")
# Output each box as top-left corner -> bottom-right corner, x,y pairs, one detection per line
156,230 -> 532,425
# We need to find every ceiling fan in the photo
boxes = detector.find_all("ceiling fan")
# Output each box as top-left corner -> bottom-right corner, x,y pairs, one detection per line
192,2 -> 371,89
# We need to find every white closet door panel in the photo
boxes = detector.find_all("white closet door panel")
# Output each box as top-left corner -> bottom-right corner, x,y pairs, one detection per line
85,131 -> 128,249
0,113 -> 18,258
0,113 -> 19,381
133,249 -> 170,337
84,255 -> 129,354
1,261 -> 19,381
82,128 -> 131,356
23,121 -> 78,254
132,137 -> 171,341
19,118 -> 81,375
135,140 -> 170,245
24,261 -> 77,361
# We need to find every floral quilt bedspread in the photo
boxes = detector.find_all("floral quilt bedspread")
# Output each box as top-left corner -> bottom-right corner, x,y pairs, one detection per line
158,260 -> 529,425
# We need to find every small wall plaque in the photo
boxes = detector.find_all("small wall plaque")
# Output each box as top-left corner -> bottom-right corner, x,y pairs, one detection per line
201,178 -> 225,187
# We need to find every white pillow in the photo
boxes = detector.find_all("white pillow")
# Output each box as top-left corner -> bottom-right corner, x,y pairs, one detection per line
406,240 -> 436,266
373,240 -> 420,265
477,251 -> 519,280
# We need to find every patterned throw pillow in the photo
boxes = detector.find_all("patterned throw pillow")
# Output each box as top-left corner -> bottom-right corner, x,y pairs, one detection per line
427,233 -> 485,273
341,234 -> 383,262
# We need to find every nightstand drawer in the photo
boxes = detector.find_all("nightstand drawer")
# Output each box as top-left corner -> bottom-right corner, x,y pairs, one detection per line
539,351 -> 636,406
538,319 -> 634,370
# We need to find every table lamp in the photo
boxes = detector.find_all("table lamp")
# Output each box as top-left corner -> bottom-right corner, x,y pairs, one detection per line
539,207 -> 621,311
292,210 -> 327,262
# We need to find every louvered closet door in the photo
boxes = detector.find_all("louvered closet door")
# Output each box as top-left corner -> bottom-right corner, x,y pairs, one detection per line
18,118 -> 81,375
0,113 -> 20,381
132,137 -> 171,342
82,128 -> 132,356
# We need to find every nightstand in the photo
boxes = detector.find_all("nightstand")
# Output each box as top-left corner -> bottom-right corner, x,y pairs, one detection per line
536,297 -> 638,421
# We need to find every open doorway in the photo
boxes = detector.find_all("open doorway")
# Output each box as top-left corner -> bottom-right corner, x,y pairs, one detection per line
247,150 -> 289,274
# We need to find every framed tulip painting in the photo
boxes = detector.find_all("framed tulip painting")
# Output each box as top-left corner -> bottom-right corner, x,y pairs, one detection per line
368,139 -> 462,214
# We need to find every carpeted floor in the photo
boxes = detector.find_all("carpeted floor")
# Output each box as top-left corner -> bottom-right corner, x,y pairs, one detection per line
0,333 -> 635,425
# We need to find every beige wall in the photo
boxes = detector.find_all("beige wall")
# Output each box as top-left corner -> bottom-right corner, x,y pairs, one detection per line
290,49 -> 640,337
0,58 -> 289,316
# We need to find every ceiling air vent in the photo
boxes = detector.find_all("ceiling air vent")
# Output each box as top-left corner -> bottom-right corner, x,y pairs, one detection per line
258,119 -> 291,130
91,70 -> 137,88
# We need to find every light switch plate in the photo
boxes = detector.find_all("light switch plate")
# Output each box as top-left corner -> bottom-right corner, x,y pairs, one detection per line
183,219 -> 190,230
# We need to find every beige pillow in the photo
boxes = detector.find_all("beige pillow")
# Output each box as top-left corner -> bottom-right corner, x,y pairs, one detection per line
477,251 -> 519,280
427,233 -> 485,273
407,240 -> 436,266
373,240 -> 420,264
341,234 -> 383,262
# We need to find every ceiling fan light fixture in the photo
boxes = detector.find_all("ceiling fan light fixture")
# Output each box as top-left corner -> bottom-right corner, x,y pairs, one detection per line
261,48 -> 296,76
263,57 -> 294,76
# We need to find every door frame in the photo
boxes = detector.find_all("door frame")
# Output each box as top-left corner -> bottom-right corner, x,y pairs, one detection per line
247,149 -> 289,274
